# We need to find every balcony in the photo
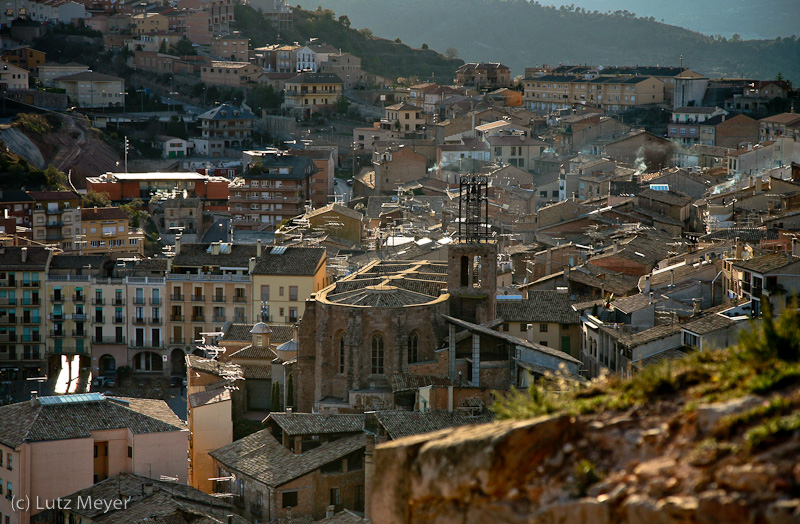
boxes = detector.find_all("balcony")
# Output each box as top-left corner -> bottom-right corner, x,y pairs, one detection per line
74,294 -> 87,302
0,298 -> 16,305
0,334 -> 15,342
72,313 -> 87,321
212,295 -> 226,303
21,317 -> 40,325
48,313 -> 64,321
170,294 -> 184,302
21,280 -> 38,287
190,315 -> 205,322
212,316 -> 226,323
113,317 -> 125,324
50,294 -> 65,302
44,207 -> 63,215
132,317 -> 147,325
71,330 -> 88,338
22,334 -> 40,342
93,298 -> 105,305
113,298 -> 125,306
94,316 -> 104,324
21,298 -> 40,306
191,295 -> 205,302
0,317 -> 18,325
150,297 -> 162,305
233,296 -> 247,303
93,336 -> 126,344
150,317 -> 163,325
170,315 -> 184,321
130,342 -> 165,350
170,337 -> 185,345
50,330 -> 66,337
133,297 -> 146,305
49,346 -> 88,355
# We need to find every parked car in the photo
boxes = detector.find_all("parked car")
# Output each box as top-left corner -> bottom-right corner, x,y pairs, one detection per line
347,179 -> 353,186
93,376 -> 115,388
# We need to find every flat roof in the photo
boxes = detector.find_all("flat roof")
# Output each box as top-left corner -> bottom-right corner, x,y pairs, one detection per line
104,172 -> 209,181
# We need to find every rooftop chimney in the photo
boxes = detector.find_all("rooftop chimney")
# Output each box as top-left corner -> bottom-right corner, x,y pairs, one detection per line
143,483 -> 154,496
670,269 -> 675,287
326,505 -> 335,519
256,239 -> 262,258
649,291 -> 654,305
20,247 -> 27,263
692,298 -> 701,315
211,242 -> 221,255
643,274 -> 651,294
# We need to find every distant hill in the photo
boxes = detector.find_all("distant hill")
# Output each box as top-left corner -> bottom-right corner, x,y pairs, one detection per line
234,5 -> 463,81
305,0 -> 800,83
547,0 -> 799,41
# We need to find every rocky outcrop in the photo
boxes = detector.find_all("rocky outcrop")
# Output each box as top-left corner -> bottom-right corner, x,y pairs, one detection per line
370,398 -> 800,523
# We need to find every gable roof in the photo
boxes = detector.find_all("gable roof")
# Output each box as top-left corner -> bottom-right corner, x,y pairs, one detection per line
54,71 -> 123,83
369,410 -> 493,440
0,246 -> 50,270
496,292 -> 580,324
172,243 -> 257,269
210,430 -> 364,488
306,203 -> 363,222
251,246 -> 325,276
0,394 -> 185,448
198,104 -> 256,121
265,413 -> 365,436
81,207 -> 129,221
732,253 -> 800,274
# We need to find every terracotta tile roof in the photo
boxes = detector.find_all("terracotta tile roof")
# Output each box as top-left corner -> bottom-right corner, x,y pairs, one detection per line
52,473 -> 239,524
496,292 -> 580,324
172,243 -> 257,269
251,246 -> 326,276
210,430 -> 365,487
240,363 -> 272,379
391,373 -> 461,392
318,510 -> 368,524
0,395 -> 185,448
49,254 -> 106,270
188,388 -> 231,409
187,355 -> 243,380
265,413 -> 365,436
637,188 -> 692,207
81,207 -> 128,221
369,410 -> 493,440
221,322 -> 254,341
0,246 -> 50,270
306,203 -> 363,222
228,343 -> 278,360
732,253 -> 800,274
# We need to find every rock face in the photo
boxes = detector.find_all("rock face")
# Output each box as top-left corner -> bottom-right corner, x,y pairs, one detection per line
370,399 -> 800,524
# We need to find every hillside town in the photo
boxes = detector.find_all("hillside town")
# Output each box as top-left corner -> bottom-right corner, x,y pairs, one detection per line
0,0 -> 798,523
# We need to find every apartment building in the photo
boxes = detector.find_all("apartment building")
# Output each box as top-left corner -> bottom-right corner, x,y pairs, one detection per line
0,190 -> 34,228
0,60 -> 28,91
201,60 -> 260,87
318,52 -> 364,89
131,12 -> 168,34
89,274 -> 128,380
230,151 -> 317,230
80,207 -> 144,258
44,256 -> 103,369
37,61 -> 88,87
455,62 -> 511,88
54,71 -> 125,109
380,102 -> 426,137
127,274 -> 167,375
0,247 -> 51,381
0,393 -> 187,524
290,147 -> 336,208
197,103 -> 256,157
210,33 -> 250,62
522,75 -> 665,113
166,241 -> 255,357
251,246 -> 326,324
283,72 -> 343,118
207,0 -> 235,33
29,190 -> 81,252
759,112 -> 800,142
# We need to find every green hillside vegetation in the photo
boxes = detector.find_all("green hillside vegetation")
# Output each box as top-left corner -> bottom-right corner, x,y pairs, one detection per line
494,301 -> 800,454
235,4 -> 464,81
309,0 -> 800,82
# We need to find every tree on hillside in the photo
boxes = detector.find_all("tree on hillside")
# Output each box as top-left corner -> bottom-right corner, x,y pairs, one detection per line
44,165 -> 69,191
445,47 -> 459,58
83,191 -> 112,208
338,14 -> 350,28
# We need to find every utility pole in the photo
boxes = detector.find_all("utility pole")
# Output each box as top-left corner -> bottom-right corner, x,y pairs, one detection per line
124,136 -> 129,173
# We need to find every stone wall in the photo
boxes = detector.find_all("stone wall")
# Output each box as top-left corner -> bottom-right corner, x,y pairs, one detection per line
370,403 -> 800,524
